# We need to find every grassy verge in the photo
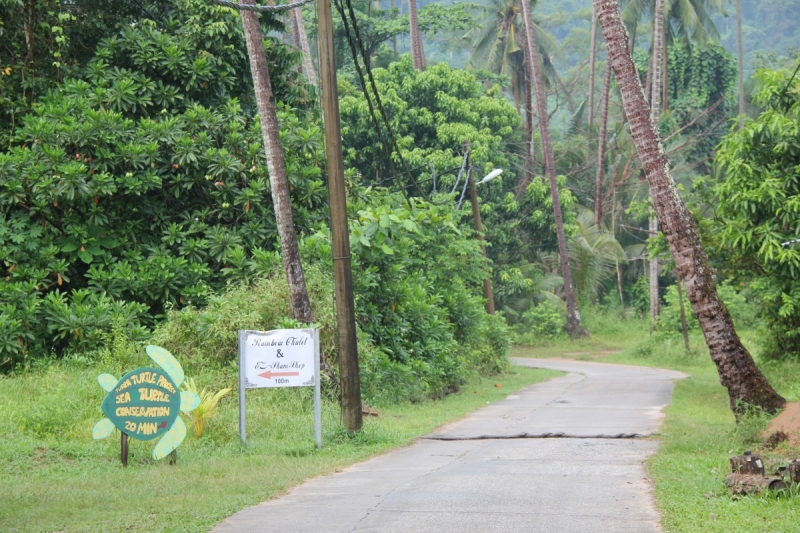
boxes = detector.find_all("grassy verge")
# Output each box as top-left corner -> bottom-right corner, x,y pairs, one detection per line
0,362 -> 559,533
514,311 -> 800,533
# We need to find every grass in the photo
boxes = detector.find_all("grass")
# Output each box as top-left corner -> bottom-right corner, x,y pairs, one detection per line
0,359 -> 559,533
514,308 -> 800,533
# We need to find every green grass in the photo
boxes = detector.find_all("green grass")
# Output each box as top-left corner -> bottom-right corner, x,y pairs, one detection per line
515,311 -> 800,533
0,360 -> 559,533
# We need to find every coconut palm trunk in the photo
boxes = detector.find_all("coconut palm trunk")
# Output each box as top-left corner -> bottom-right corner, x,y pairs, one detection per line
735,0 -> 745,128
519,0 -> 588,338
594,60 -> 612,228
593,0 -> 785,413
588,8 -> 598,129
240,2 -> 314,324
648,0 -> 663,328
291,8 -> 317,86
521,52 -> 535,196
408,0 -> 425,70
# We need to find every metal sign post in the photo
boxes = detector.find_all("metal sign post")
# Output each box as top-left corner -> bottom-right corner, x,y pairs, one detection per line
238,328 -> 321,448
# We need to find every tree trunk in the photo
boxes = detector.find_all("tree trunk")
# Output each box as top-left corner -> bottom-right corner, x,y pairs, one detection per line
593,0 -> 785,413
648,0 -> 663,326
644,21 -> 654,110
520,0 -> 588,338
292,8 -> 317,86
408,0 -> 425,70
662,26 -> 668,113
677,274 -> 690,352
390,0 -> 399,59
588,8 -> 598,130
594,61 -> 612,228
649,216 -> 660,327
736,0 -> 745,128
518,52 -> 535,198
240,3 -> 314,324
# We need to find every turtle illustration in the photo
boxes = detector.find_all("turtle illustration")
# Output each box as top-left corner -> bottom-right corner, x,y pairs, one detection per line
92,345 -> 200,460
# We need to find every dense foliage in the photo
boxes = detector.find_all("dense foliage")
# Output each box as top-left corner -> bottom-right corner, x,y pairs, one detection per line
715,66 -> 800,357
0,9 -> 320,365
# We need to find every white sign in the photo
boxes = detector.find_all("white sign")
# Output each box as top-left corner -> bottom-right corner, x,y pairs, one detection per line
238,328 -> 321,448
241,329 -> 316,388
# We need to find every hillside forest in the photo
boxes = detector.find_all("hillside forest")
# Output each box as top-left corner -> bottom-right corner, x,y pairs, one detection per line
2,0 -> 800,410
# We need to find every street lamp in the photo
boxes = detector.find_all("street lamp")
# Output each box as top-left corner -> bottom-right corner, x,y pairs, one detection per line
478,168 -> 503,185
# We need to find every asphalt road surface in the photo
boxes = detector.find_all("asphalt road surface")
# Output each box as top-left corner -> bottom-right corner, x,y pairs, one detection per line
212,358 -> 686,533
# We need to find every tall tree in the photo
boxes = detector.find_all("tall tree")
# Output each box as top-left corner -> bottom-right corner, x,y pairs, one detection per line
647,0 -> 664,327
588,8 -> 598,129
519,0 -> 588,338
593,0 -> 785,413
464,0 -> 562,193
291,7 -> 317,86
594,60 -> 613,228
240,2 -> 314,324
735,0 -> 745,128
409,0 -> 425,70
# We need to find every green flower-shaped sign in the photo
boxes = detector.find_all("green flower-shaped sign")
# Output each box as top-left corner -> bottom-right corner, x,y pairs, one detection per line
92,345 -> 200,460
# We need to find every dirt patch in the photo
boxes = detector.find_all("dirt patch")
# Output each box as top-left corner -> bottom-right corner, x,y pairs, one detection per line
766,402 -> 800,446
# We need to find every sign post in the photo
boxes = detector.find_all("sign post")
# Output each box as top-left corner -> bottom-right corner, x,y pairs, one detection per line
238,328 -> 321,448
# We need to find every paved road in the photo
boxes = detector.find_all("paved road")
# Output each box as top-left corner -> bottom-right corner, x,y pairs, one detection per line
212,358 -> 686,533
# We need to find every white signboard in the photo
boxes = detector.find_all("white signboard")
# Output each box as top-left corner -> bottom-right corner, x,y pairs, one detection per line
238,328 -> 321,448
241,329 -> 316,388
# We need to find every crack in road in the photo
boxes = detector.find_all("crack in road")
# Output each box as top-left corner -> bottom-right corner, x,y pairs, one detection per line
348,449 -> 471,532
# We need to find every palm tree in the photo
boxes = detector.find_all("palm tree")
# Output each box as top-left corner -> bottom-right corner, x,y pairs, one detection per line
648,0 -> 663,327
593,0 -> 784,414
519,0 -> 588,338
588,8 -> 598,129
465,0 -> 562,192
291,7 -> 317,86
495,264 -> 564,323
240,1 -> 313,324
567,211 -> 627,302
409,0 -> 425,70
622,0 -> 723,46
594,60 -> 613,228
735,0 -> 745,128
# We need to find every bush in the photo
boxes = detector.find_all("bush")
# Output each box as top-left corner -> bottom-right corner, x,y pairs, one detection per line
0,7 -> 322,366
658,281 -> 760,334
511,301 -> 565,345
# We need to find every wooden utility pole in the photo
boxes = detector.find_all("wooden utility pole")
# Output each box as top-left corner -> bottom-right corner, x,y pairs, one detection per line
317,0 -> 363,432
466,145 -> 496,315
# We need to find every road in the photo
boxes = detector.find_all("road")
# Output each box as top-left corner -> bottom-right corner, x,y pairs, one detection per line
212,358 -> 686,533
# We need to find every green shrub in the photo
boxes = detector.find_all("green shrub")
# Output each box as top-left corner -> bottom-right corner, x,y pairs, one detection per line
512,301 -> 565,345
0,6 -> 321,366
658,281 -> 760,334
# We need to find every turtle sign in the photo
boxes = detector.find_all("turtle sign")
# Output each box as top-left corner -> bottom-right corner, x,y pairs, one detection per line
238,329 -> 321,448
92,345 -> 200,464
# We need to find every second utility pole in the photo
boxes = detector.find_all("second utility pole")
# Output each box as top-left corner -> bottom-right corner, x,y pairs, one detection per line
317,0 -> 363,432
466,144 -> 496,315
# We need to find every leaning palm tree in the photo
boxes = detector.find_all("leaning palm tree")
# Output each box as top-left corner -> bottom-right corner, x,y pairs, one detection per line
239,1 -> 313,324
519,0 -> 588,338
593,0 -> 784,414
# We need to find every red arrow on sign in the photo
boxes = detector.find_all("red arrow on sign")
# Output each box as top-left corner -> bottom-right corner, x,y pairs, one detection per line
258,370 -> 300,379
